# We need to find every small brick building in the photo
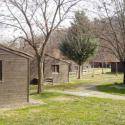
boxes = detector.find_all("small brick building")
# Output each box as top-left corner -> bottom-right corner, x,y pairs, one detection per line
44,54 -> 70,83
0,45 -> 31,105
30,54 -> 70,84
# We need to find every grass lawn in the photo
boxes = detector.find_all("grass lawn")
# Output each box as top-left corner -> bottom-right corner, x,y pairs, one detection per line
42,69 -> 123,92
0,69 -> 125,125
1,91 -> 125,125
31,68 -> 124,95
96,82 -> 125,95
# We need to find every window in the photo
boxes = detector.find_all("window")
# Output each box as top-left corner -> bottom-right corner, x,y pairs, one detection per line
52,65 -> 59,73
0,61 -> 2,81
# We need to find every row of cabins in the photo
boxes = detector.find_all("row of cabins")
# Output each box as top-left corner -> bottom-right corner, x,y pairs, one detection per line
0,45 -> 70,105
0,44 -> 123,106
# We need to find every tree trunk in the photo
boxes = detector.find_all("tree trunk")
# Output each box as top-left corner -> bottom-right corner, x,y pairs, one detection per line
36,56 -> 44,94
123,69 -> 125,84
115,62 -> 118,76
92,62 -> 94,77
122,61 -> 125,84
78,65 -> 81,79
101,62 -> 104,74
37,59 -> 42,93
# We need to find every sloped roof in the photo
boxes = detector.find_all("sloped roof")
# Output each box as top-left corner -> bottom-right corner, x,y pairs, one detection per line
45,54 -> 70,64
91,46 -> 119,63
0,44 -> 33,59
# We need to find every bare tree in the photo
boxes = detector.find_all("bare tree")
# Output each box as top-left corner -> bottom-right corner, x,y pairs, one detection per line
93,0 -> 125,84
0,0 -> 80,93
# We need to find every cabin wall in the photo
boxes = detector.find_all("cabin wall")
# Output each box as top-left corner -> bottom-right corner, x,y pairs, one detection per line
0,49 -> 28,105
44,56 -> 69,83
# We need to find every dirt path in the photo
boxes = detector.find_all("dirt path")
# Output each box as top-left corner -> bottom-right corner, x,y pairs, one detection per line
62,90 -> 125,100
48,85 -> 125,100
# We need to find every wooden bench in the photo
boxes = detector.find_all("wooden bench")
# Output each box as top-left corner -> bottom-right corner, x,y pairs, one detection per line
45,78 -> 53,85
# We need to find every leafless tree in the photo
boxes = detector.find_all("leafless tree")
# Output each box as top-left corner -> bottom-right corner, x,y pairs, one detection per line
93,0 -> 125,84
0,0 -> 81,93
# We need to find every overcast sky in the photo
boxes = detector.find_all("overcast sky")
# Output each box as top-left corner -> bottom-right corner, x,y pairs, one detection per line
0,0 -> 100,42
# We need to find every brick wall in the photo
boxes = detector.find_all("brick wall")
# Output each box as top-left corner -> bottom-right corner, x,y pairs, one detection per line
44,56 -> 69,83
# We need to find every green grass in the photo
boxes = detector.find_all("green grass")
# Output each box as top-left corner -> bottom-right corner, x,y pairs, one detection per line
1,91 -> 125,125
30,69 -> 123,95
0,68 -> 125,125
43,72 -> 123,91
97,83 -> 125,95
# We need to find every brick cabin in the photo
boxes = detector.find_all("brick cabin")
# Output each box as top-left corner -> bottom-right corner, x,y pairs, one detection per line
44,54 -> 70,83
0,45 -> 31,106
30,54 -> 70,84
91,49 -> 118,68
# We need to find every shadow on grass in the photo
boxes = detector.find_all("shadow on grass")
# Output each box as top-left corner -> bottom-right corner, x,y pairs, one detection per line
30,92 -> 38,95
30,91 -> 66,102
96,82 -> 125,95
45,81 -> 87,91
105,72 -> 123,75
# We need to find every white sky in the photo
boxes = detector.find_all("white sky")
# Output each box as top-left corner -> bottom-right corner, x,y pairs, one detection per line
0,0 -> 100,42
